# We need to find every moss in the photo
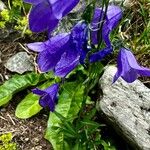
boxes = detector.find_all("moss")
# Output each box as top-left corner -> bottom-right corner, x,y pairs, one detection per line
0,133 -> 17,150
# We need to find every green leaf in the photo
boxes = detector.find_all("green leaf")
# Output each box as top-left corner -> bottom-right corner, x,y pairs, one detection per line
0,72 -> 53,107
73,143 -> 86,150
80,120 -> 100,128
15,80 -> 54,119
45,82 -> 85,150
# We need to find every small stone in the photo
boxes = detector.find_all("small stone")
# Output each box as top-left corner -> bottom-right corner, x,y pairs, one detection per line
38,126 -> 42,132
31,138 -> 39,145
4,75 -> 10,80
35,146 -> 42,150
4,52 -> 34,74
98,66 -> 150,150
1,108 -> 6,112
31,146 -> 42,150
33,138 -> 39,143
25,138 -> 29,142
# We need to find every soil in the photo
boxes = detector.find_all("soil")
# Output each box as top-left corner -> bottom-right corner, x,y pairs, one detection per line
0,33 -> 52,150
0,102 -> 52,150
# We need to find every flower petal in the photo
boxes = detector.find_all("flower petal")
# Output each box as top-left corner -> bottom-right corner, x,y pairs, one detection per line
113,49 -> 122,83
102,5 -> 122,46
121,48 -> 146,69
91,5 -> 122,46
71,21 -> 88,53
24,0 -> 43,5
55,48 -> 80,77
27,42 -> 49,52
106,5 -> 122,30
102,25 -> 111,46
90,47 -> 113,63
39,83 -> 59,111
121,69 -> 138,83
91,8 -> 105,45
27,33 -> 69,52
79,46 -> 91,64
39,94 -> 53,108
44,83 -> 59,99
29,1 -> 59,33
120,48 -> 138,83
32,88 -> 46,96
91,8 -> 105,29
49,0 -> 79,19
33,34 -> 69,72
37,48 -> 62,72
123,48 -> 150,77
137,67 -> 150,76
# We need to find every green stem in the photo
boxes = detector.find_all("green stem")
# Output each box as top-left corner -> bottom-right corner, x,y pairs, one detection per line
97,0 -> 110,49
7,0 -> 11,10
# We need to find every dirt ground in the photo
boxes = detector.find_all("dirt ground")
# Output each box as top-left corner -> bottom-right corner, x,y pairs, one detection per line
0,34 -> 53,150
0,103 -> 52,150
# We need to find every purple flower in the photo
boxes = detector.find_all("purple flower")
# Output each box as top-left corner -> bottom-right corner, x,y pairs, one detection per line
91,5 -> 122,46
32,83 -> 59,112
24,0 -> 79,33
89,5 -> 122,62
113,48 -> 150,83
24,0 -> 58,33
27,21 -> 88,77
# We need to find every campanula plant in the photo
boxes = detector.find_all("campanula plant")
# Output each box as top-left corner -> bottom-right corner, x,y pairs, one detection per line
0,0 -> 148,149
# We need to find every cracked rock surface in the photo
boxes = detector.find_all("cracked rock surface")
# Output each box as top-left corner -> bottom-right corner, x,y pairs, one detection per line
4,52 -> 34,74
0,0 -> 6,11
98,66 -> 150,150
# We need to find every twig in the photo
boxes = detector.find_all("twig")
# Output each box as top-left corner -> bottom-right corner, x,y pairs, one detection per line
7,113 -> 16,126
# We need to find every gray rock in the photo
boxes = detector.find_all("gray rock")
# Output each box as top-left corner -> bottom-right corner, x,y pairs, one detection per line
4,52 -> 34,74
109,0 -> 132,7
98,66 -> 150,150
0,1 -> 6,11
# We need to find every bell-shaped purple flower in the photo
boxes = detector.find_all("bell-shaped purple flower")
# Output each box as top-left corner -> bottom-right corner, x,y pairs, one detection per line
27,21 -> 88,77
32,83 -> 59,112
89,5 -> 122,63
91,5 -> 122,46
24,0 -> 79,33
113,48 -> 150,83
24,0 -> 58,33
